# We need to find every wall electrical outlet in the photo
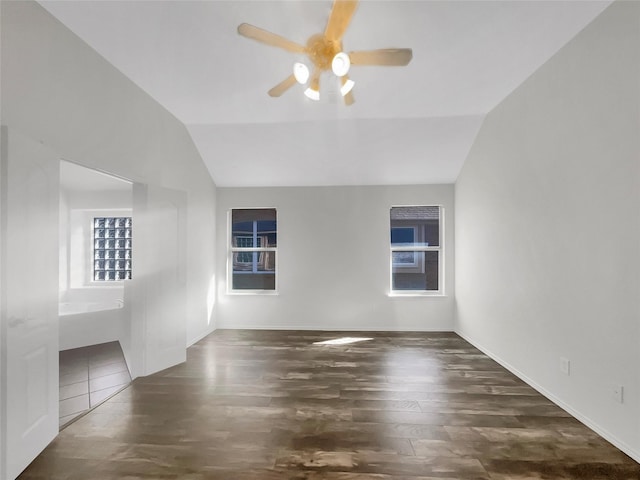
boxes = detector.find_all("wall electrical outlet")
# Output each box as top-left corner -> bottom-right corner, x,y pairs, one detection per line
560,357 -> 570,376
613,385 -> 624,404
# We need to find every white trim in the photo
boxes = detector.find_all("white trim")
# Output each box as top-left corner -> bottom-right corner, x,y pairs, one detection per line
226,290 -> 279,296
455,329 -> 640,464
214,323 -> 452,332
440,206 -> 446,295
388,291 -> 447,298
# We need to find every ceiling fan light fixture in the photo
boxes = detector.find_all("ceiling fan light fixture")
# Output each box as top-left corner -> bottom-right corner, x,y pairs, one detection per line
331,52 -> 351,77
340,78 -> 355,97
304,87 -> 320,101
293,62 -> 310,84
237,0 -> 413,106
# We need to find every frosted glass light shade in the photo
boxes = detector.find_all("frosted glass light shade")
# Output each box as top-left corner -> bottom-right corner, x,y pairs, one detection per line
340,79 -> 355,96
304,88 -> 320,101
293,62 -> 310,84
331,52 -> 351,77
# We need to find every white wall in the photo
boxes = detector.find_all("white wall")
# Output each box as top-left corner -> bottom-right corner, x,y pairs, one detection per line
455,0 -> 640,461
57,185 -> 133,359
1,1 -> 218,348
58,189 -> 70,300
59,205 -> 130,355
217,185 -> 454,331
58,308 -> 127,351
2,3 -> 217,473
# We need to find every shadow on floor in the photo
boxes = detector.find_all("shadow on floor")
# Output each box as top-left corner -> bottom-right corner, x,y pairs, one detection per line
59,341 -> 131,428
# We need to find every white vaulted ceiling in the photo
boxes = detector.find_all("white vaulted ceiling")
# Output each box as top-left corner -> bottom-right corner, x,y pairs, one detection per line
39,0 -> 611,187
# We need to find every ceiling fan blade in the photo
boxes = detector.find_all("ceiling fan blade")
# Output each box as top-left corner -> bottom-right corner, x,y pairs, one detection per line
349,48 -> 413,66
325,0 -> 359,42
268,74 -> 297,97
238,23 -> 306,54
344,91 -> 355,106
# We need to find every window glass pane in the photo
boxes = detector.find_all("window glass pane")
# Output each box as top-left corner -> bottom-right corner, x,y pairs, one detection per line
392,250 -> 416,266
94,216 -> 132,281
232,251 -> 276,290
392,251 -> 438,291
390,227 -> 414,246
232,209 -> 277,248
390,206 -> 439,247
233,251 -> 276,272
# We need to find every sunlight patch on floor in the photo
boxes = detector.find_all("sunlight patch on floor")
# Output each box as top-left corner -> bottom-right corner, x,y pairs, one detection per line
313,337 -> 373,346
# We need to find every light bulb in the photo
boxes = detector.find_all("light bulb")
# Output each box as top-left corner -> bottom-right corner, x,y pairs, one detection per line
293,62 -> 310,84
340,79 -> 355,96
304,88 -> 320,101
331,52 -> 351,77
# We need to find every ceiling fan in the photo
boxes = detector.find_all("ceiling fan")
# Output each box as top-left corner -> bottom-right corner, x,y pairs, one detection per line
237,0 -> 412,106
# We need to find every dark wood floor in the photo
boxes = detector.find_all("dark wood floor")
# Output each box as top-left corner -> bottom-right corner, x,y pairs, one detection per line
19,330 -> 640,479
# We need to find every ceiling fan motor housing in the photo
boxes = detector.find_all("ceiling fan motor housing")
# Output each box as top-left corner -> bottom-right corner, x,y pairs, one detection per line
306,34 -> 342,71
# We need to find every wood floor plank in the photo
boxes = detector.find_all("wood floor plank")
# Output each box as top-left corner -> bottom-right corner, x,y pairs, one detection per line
17,330 -> 640,479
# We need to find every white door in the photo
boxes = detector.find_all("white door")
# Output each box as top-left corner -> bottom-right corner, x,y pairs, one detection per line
1,128 -> 60,480
129,183 -> 187,378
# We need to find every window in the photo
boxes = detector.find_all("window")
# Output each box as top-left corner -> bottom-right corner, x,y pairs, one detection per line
93,217 -> 132,281
390,206 -> 441,293
230,208 -> 277,291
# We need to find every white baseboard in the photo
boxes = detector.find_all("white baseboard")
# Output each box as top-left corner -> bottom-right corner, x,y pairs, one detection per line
455,329 -> 640,464
214,323 -> 453,332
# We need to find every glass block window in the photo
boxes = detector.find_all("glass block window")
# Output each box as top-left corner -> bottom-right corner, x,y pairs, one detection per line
93,217 -> 132,281
230,208 -> 277,291
390,206 -> 442,293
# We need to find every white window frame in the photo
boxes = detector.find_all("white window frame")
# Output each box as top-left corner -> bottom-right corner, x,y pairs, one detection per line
228,208 -> 278,295
389,205 -> 444,296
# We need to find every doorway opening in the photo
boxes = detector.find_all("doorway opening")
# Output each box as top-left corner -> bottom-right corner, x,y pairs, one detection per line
58,160 -> 134,427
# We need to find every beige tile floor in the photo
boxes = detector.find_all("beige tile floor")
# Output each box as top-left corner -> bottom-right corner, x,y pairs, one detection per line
59,341 -> 131,427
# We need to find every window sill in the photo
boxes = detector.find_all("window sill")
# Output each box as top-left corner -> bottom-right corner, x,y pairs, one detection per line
227,290 -> 279,296
388,291 -> 447,298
